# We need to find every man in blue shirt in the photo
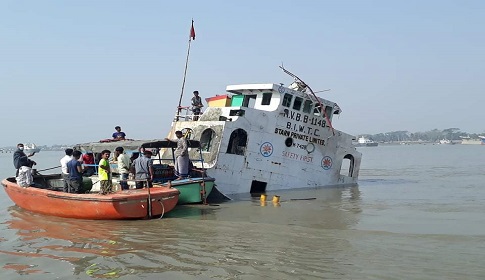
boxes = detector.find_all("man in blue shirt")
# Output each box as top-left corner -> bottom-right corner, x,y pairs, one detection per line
130,150 -> 153,189
66,150 -> 84,193
112,126 -> 126,140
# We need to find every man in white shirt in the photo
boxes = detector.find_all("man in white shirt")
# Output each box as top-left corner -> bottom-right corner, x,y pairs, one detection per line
60,148 -> 74,192
114,147 -> 130,190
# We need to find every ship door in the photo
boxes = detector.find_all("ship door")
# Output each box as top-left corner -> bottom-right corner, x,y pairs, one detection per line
250,180 -> 267,194
340,154 -> 355,177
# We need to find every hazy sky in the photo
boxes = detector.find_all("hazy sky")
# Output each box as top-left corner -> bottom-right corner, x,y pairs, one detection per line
1,0 -> 484,147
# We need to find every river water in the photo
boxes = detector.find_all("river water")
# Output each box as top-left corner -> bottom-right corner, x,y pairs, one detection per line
0,144 -> 484,279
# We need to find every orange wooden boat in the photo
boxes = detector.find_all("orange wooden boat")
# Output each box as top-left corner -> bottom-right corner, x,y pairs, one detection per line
1,175 -> 179,220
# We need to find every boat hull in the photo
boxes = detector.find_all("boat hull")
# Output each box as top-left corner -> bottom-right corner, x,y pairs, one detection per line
168,119 -> 361,195
2,177 -> 179,220
170,178 -> 215,204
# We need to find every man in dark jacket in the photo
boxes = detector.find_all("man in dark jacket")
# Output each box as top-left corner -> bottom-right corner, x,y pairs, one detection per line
13,143 -> 36,176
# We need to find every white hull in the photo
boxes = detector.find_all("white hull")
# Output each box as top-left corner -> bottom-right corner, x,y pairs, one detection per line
355,136 -> 378,147
461,139 -> 481,145
460,136 -> 485,145
163,83 -> 361,195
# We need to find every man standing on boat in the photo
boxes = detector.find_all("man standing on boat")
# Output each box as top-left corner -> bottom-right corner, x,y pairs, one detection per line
66,150 -> 84,193
114,146 -> 130,190
98,150 -> 112,194
165,131 -> 189,180
130,150 -> 153,189
60,148 -> 74,192
191,91 -> 204,121
13,143 -> 36,175
13,143 -> 36,187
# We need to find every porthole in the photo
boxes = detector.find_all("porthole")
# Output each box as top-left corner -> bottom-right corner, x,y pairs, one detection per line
285,137 -> 293,147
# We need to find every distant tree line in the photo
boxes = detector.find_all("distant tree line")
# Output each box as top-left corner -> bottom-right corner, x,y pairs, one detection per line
363,128 -> 484,143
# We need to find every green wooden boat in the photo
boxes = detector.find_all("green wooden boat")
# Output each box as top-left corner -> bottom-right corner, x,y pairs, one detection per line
154,177 -> 215,204
141,140 -> 216,204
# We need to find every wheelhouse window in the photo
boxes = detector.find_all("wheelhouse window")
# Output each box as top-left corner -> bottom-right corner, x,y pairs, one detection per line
314,105 -> 321,116
302,100 -> 312,113
200,128 -> 216,152
325,106 -> 333,120
293,97 -> 303,111
282,93 -> 292,107
261,92 -> 272,105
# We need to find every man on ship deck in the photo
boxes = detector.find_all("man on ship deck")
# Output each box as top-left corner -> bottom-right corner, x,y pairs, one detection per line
191,91 -> 204,121
112,126 -> 126,140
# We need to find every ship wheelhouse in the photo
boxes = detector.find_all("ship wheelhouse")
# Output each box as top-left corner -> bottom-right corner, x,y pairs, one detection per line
224,83 -> 341,123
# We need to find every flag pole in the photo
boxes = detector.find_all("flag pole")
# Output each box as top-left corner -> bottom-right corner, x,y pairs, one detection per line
177,20 -> 195,121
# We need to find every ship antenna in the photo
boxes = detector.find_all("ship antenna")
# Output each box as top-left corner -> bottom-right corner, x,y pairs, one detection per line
279,65 -> 335,135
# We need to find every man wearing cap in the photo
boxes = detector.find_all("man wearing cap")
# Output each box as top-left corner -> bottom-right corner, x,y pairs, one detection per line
130,150 -> 153,189
114,146 -> 130,190
191,91 -> 204,121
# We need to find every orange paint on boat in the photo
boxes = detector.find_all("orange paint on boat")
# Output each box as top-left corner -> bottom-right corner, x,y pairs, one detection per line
2,178 -> 179,220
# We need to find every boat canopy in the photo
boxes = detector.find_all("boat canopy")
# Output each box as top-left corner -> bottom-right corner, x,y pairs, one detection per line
74,139 -> 161,153
74,139 -> 202,153
140,140 -> 201,149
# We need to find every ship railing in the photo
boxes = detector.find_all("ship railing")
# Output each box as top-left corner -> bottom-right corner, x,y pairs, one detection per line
174,106 -> 204,121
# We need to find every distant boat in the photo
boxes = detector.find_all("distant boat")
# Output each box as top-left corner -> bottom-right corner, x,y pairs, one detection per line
460,136 -> 482,145
439,139 -> 453,145
355,136 -> 378,147
23,143 -> 41,154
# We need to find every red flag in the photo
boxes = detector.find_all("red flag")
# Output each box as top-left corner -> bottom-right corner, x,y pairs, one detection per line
190,20 -> 196,40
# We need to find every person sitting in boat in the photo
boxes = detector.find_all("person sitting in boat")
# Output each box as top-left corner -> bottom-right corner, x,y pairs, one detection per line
13,143 -> 36,177
82,152 -> 95,176
165,131 -> 189,180
112,126 -> 126,140
130,150 -> 153,189
66,150 -> 84,193
191,91 -> 204,121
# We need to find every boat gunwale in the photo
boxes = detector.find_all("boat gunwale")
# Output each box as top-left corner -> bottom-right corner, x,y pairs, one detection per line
2,178 -> 180,203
